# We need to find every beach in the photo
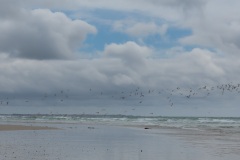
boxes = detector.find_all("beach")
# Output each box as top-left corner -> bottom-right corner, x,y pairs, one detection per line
0,124 -> 57,131
0,122 -> 239,160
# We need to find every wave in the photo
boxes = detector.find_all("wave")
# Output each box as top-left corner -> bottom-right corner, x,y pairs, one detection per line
0,114 -> 240,130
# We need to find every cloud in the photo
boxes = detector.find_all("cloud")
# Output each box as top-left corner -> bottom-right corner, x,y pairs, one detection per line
1,40 -> 240,115
23,0 -> 205,19
27,0 -> 240,56
0,8 -> 96,60
1,0 -> 240,116
104,41 -> 151,68
175,0 -> 240,55
1,0 -> 239,90
113,20 -> 168,38
7,0 -> 238,55
0,42 -> 230,95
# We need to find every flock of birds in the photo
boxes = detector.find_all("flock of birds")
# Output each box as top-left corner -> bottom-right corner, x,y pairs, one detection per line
1,83 -> 240,160
90,82 -> 240,108
1,82 -> 240,112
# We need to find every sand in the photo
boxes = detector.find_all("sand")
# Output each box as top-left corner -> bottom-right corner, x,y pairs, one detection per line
0,124 -> 57,131
0,123 -> 239,160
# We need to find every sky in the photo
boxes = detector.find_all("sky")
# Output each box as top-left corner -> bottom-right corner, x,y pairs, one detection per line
1,0 -> 240,116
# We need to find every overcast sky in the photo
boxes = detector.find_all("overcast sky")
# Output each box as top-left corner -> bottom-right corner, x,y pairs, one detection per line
1,0 -> 240,116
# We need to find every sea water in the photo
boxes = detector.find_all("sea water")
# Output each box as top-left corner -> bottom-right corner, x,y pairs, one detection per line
0,114 -> 240,133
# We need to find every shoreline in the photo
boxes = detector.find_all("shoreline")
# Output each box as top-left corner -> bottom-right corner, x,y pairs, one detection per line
0,124 -> 58,131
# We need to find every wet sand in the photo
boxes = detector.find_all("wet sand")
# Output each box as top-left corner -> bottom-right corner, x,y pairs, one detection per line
0,124 -> 57,131
0,123 -> 239,160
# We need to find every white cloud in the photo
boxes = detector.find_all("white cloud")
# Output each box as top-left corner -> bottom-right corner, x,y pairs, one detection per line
22,0 -> 205,21
103,41 -> 152,70
25,0 -> 240,56
0,8 -> 97,59
1,1 -> 239,90
176,0 -> 240,55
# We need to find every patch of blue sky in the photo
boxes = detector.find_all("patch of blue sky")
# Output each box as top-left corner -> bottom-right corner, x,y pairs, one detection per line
57,9 -> 127,55
61,9 -> 197,56
167,27 -> 192,41
61,8 -> 134,23
165,27 -> 219,54
80,23 -> 133,52
148,27 -> 196,51
80,23 -> 194,56
87,8 -> 131,21
81,33 -> 186,61
165,27 -> 195,50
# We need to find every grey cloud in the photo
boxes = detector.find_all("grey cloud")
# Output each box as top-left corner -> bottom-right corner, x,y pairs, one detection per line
0,8 -> 97,60
0,0 -> 22,19
0,43 -> 231,95
145,0 -> 206,8
1,42 -> 239,115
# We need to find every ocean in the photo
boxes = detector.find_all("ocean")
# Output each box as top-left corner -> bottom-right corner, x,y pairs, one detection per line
1,114 -> 240,132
